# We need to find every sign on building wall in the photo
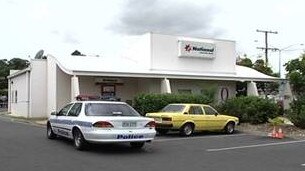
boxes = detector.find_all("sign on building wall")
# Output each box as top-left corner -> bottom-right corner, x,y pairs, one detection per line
178,40 -> 216,59
95,78 -> 124,84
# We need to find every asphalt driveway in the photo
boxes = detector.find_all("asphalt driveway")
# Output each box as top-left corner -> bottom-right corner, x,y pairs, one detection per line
1,116 -> 305,171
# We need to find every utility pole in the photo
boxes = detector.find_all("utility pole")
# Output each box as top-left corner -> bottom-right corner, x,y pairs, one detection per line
256,29 -> 278,66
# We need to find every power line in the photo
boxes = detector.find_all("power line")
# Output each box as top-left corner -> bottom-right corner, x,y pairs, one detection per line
256,29 -> 278,66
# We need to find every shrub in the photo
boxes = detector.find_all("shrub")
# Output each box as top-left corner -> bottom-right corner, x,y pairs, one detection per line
268,117 -> 285,126
288,97 -> 305,129
133,93 -> 214,115
217,96 -> 279,124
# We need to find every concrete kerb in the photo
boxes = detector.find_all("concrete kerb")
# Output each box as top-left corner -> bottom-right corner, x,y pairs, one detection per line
0,111 -> 47,127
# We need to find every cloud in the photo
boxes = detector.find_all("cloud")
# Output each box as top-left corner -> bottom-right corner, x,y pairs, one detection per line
63,31 -> 80,44
110,0 -> 222,37
50,30 -> 80,44
50,30 -> 60,35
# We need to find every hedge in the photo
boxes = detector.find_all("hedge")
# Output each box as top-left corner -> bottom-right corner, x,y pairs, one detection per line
133,93 -> 214,115
288,97 -> 305,129
217,96 -> 280,124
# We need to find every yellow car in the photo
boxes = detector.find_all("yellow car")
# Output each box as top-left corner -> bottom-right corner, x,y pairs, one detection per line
146,103 -> 239,136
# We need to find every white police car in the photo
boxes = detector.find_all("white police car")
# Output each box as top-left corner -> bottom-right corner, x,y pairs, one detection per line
47,101 -> 156,150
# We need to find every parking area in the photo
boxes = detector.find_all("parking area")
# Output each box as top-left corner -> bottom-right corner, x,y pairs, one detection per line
150,132 -> 305,171
1,116 -> 305,171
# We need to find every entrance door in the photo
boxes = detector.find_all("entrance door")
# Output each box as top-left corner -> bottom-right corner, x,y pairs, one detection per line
101,84 -> 116,100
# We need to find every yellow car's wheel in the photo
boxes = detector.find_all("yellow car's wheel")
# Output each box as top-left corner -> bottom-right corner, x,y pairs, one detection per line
225,122 -> 235,134
180,123 -> 194,136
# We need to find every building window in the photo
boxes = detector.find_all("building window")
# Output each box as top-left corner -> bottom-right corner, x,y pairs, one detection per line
178,89 -> 192,94
15,91 -> 17,103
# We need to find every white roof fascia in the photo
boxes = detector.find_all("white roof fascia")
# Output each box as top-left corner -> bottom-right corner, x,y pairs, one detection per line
50,54 -> 283,82
47,54 -> 74,75
71,70 -> 282,82
7,67 -> 31,79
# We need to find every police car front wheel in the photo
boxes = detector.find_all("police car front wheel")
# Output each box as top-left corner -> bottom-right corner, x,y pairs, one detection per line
47,123 -> 56,139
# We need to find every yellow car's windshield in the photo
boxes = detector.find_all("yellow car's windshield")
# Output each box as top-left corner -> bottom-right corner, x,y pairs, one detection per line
160,104 -> 185,113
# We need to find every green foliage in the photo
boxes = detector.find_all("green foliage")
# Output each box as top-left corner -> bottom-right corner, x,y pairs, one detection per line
133,93 -> 214,115
288,97 -> 305,129
285,53 -> 305,129
285,53 -> 305,96
8,58 -> 30,70
268,117 -> 285,126
237,56 -> 253,68
0,58 -> 29,96
236,57 -> 279,96
217,96 -> 279,124
200,86 -> 217,100
253,59 -> 273,75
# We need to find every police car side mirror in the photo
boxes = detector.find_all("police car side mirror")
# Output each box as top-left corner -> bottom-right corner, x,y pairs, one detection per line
51,111 -> 57,116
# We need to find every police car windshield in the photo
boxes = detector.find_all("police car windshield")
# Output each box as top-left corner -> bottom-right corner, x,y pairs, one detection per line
160,104 -> 185,113
85,103 -> 140,116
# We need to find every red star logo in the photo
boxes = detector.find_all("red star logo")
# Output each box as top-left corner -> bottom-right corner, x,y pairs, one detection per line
184,44 -> 192,52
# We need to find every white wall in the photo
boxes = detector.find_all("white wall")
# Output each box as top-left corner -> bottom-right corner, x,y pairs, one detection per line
150,33 -> 236,74
47,55 -> 57,116
116,78 -> 139,102
9,72 -> 29,117
138,78 -> 161,94
122,33 -> 151,69
30,60 -> 47,118
56,67 -> 71,111
77,76 -> 160,104
215,81 -> 236,102
79,76 -> 100,95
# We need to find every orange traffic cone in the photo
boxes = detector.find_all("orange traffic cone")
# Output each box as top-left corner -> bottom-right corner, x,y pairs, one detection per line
278,128 -> 284,139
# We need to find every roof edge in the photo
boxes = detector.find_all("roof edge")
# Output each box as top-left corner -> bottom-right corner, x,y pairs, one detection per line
7,67 -> 31,79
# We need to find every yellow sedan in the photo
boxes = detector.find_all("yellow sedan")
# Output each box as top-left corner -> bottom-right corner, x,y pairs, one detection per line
146,104 -> 239,136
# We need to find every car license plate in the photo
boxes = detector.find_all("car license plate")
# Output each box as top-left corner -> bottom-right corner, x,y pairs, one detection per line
122,122 -> 137,127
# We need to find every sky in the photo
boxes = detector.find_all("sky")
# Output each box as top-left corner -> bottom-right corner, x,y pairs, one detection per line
0,0 -> 304,75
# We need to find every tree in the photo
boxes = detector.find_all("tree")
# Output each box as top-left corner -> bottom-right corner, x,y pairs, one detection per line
285,53 -> 305,96
71,50 -> 85,56
253,59 -> 273,76
236,57 -> 279,96
0,59 -> 9,95
8,58 -> 30,70
237,55 -> 253,68
236,56 -> 254,96
285,53 -> 305,128
0,58 -> 29,96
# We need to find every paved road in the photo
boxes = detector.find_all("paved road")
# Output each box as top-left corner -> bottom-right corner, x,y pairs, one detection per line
1,116 -> 305,171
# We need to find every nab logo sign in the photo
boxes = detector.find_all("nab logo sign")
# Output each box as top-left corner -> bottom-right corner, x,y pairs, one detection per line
179,40 -> 216,58
184,44 -> 192,52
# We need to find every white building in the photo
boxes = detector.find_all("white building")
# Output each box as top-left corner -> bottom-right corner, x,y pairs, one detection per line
7,33 -> 281,118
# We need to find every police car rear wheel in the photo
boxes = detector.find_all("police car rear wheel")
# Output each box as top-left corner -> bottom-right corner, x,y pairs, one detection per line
130,142 -> 145,149
73,129 -> 87,150
47,123 -> 56,139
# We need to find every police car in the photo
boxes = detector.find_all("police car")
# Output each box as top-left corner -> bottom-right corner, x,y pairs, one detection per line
47,100 -> 156,150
